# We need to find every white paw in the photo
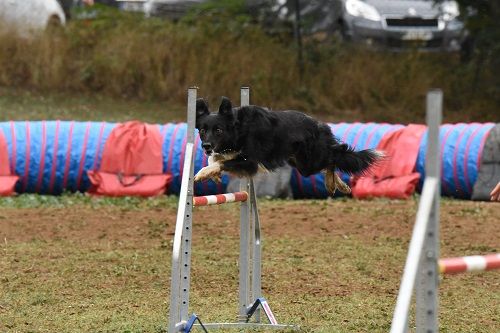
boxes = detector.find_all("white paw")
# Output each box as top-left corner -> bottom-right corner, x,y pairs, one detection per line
194,165 -> 222,183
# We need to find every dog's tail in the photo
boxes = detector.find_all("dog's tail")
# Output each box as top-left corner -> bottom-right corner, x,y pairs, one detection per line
325,144 -> 383,195
330,144 -> 383,175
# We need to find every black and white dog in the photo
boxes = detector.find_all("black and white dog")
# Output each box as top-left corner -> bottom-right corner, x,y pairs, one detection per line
194,97 -> 382,194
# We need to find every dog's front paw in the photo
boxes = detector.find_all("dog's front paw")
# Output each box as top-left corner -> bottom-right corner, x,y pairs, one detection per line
194,167 -> 210,182
194,165 -> 222,183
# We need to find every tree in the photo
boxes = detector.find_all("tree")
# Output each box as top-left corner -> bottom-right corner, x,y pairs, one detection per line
452,0 -> 500,103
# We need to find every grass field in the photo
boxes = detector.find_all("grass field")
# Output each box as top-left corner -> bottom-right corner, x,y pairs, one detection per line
0,194 -> 498,333
0,87 -> 183,124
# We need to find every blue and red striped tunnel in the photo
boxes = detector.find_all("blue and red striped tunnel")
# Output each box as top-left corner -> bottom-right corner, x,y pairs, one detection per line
0,121 -> 496,199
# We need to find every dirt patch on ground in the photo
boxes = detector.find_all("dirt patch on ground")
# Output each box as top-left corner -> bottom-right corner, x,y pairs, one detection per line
1,199 -> 498,255
0,197 -> 498,332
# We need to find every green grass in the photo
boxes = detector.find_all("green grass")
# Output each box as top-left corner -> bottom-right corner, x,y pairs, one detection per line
1,242 -> 168,332
0,87 -> 184,123
0,194 -> 498,332
0,192 -> 178,209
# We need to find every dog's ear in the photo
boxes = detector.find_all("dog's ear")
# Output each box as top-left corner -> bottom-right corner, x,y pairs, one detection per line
218,96 -> 233,119
196,98 -> 209,119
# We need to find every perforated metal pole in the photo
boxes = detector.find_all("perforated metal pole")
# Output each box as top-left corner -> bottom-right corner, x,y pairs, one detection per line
238,87 -> 252,321
168,87 -> 197,333
250,180 -> 262,323
390,90 -> 442,333
238,180 -> 251,321
416,90 -> 442,333
390,178 -> 438,333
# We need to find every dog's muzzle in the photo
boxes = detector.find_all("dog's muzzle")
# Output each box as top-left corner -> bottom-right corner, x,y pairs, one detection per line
202,143 -> 213,155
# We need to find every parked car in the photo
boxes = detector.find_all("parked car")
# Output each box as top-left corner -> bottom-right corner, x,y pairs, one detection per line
117,0 -> 275,20
0,0 -> 66,35
115,0 -> 205,19
145,0 -> 206,19
117,0 -> 466,52
282,0 -> 466,51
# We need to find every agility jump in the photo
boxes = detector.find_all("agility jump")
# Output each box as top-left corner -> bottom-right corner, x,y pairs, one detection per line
168,87 -> 295,333
390,90 -> 499,333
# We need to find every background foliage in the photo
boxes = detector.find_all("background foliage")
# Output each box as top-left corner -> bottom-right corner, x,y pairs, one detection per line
0,2 -> 498,123
454,0 -> 500,102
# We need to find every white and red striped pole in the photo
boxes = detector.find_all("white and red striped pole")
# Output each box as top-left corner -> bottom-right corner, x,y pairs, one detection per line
193,191 -> 248,206
439,253 -> 500,274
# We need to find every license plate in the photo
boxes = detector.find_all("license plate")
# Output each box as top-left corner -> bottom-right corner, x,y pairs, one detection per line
402,30 -> 433,41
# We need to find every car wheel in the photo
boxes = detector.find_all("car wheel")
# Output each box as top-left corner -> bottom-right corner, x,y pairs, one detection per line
332,20 -> 350,42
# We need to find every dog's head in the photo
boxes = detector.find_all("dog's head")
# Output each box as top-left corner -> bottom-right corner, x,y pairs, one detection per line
195,96 -> 237,156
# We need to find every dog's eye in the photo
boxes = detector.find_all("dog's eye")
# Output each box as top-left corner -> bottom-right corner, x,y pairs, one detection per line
215,128 -> 223,135
199,129 -> 205,135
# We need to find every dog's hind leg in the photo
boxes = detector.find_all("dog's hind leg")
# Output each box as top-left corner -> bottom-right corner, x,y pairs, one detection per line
325,169 -> 351,195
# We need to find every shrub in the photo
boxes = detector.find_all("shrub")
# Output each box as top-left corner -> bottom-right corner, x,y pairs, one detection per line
0,7 -> 497,123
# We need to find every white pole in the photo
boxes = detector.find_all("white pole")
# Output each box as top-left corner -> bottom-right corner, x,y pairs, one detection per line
168,87 -> 197,333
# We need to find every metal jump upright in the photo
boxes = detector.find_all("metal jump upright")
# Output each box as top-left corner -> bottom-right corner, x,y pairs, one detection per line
390,90 -> 442,333
390,90 -> 500,332
168,87 -> 295,333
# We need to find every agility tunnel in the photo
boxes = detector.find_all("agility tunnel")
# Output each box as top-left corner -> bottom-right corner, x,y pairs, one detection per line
292,122 -> 497,199
0,121 -> 498,199
0,121 -> 228,196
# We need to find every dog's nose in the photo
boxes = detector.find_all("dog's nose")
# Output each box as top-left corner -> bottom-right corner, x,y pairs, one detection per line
202,143 -> 212,150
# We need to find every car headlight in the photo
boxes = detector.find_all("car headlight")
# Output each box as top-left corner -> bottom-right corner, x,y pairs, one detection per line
345,0 -> 381,22
441,1 -> 460,21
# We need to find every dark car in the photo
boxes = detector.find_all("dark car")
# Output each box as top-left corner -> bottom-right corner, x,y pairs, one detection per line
284,0 -> 466,51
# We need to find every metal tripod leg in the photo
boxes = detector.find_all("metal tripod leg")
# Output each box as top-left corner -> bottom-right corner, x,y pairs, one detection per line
238,177 -> 251,321
250,179 -> 262,322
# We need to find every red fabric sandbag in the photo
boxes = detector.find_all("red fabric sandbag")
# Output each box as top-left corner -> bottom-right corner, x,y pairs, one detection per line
87,121 -> 171,197
352,124 -> 427,199
351,173 -> 421,199
0,131 -> 19,196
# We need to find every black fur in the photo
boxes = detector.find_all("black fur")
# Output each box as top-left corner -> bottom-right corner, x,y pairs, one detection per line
195,97 -> 381,185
